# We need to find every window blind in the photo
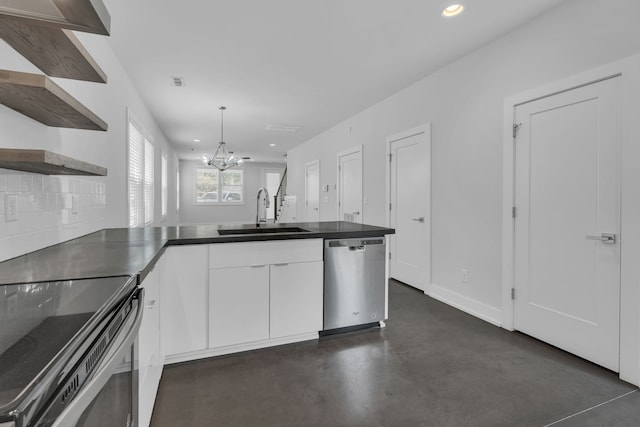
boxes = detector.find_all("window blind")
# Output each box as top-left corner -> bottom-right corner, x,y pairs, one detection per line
144,139 -> 154,225
161,155 -> 168,217
128,122 -> 144,227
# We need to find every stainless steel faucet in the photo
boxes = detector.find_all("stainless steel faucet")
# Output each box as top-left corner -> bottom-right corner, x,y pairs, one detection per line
256,187 -> 270,225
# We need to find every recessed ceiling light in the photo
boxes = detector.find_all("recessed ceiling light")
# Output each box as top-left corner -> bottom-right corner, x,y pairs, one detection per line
442,4 -> 464,17
269,143 -> 277,147
193,139 -> 200,143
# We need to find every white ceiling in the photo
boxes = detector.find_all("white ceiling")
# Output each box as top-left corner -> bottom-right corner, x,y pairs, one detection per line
104,0 -> 570,162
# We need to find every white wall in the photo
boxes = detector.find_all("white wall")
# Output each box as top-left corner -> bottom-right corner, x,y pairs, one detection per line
287,0 -> 640,384
178,160 -> 285,224
0,31 -> 179,261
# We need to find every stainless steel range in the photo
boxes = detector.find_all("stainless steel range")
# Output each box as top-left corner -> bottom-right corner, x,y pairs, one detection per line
0,275 -> 143,427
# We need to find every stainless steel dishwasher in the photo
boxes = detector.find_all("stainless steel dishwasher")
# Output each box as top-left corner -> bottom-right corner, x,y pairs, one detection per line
323,237 -> 386,332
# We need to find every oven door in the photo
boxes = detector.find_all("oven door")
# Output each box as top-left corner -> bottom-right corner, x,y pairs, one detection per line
51,288 -> 144,427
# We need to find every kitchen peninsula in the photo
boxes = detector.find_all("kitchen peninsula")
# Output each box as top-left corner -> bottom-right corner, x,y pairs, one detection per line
0,221 -> 393,285
0,221 -> 394,427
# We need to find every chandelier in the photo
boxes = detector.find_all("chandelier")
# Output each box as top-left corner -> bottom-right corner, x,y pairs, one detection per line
201,106 -> 242,171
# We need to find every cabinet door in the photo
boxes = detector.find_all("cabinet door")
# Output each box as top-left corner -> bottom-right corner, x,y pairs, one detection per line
139,264 -> 159,384
270,261 -> 323,339
139,260 -> 162,427
209,266 -> 270,348
161,245 -> 208,357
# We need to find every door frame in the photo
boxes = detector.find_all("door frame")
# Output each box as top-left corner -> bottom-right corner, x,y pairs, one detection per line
336,145 -> 363,221
386,123 -> 432,293
503,56 -> 640,387
304,159 -> 320,222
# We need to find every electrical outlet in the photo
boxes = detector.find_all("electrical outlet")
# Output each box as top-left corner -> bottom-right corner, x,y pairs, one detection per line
5,193 -> 17,222
7,292 -> 17,319
461,268 -> 469,283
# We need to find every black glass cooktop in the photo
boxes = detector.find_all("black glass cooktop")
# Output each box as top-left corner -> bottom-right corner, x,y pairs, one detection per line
0,276 -> 134,411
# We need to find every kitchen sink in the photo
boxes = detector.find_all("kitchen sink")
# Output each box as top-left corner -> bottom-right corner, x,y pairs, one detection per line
217,226 -> 310,235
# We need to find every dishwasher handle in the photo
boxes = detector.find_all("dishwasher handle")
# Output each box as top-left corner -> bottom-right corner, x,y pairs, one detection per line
326,238 -> 384,248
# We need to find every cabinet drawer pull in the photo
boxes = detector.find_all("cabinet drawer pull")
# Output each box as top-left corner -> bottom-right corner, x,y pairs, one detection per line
273,263 -> 289,267
251,265 -> 266,268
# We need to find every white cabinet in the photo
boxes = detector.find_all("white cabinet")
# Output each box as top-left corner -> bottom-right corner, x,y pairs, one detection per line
208,239 -> 323,351
270,261 -> 323,339
161,245 -> 208,360
139,259 -> 163,427
209,265 -> 269,347
159,239 -> 323,362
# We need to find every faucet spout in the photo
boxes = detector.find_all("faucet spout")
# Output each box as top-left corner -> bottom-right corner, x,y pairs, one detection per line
256,187 -> 270,226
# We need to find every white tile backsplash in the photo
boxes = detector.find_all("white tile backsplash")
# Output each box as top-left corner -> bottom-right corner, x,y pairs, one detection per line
0,169 -> 107,262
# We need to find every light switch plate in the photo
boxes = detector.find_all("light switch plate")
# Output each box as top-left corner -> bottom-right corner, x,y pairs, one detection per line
7,292 -> 17,319
72,194 -> 79,214
5,193 -> 17,222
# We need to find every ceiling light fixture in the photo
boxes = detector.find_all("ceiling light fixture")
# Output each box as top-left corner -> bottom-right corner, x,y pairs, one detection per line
442,4 -> 464,17
269,143 -> 277,147
201,106 -> 243,170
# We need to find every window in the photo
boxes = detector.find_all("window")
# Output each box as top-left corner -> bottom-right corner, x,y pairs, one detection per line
263,169 -> 282,220
161,154 -> 168,218
144,140 -> 154,225
195,167 -> 244,204
176,166 -> 180,212
128,118 -> 154,227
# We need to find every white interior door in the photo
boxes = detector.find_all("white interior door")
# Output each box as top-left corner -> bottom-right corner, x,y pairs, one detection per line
514,76 -> 621,371
337,147 -> 362,223
388,125 -> 430,291
305,160 -> 320,222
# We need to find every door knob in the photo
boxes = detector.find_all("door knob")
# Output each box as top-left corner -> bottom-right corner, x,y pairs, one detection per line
412,217 -> 425,223
585,233 -> 616,244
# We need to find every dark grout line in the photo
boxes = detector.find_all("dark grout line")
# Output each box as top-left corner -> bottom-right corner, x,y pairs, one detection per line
543,389 -> 639,426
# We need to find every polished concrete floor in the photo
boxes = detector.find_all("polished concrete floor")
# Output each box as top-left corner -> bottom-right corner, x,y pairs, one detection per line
151,281 -> 639,426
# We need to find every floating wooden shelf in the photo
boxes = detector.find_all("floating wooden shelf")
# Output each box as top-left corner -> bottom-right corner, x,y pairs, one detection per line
0,0 -> 110,35
0,149 -> 107,175
0,16 -> 107,83
0,69 -> 108,131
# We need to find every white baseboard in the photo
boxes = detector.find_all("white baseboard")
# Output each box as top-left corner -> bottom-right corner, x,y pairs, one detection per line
427,283 -> 503,327
164,332 -> 319,365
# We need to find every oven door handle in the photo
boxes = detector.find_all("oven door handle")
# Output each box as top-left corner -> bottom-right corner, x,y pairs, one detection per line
52,288 -> 144,427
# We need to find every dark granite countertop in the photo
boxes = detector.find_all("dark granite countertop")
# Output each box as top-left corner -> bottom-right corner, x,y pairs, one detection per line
0,222 -> 394,285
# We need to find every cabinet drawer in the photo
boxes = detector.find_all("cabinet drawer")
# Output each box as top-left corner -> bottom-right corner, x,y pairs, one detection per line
209,239 -> 322,268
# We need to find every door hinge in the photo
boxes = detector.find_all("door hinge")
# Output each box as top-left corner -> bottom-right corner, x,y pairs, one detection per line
513,123 -> 523,138
389,203 -> 392,211
512,206 -> 516,218
389,252 -> 391,260
511,288 -> 516,300
388,153 -> 392,162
